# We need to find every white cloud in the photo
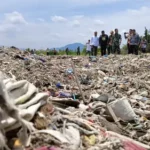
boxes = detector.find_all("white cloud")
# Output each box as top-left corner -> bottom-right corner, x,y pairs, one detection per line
127,6 -> 149,16
0,11 -> 26,39
0,24 -> 15,32
73,15 -> 84,19
51,33 -> 61,38
88,28 -> 95,33
37,18 -> 45,22
94,19 -> 105,25
72,20 -> 80,27
51,15 -> 67,22
67,0 -> 124,6
78,33 -> 86,37
4,11 -> 27,25
121,29 -> 127,34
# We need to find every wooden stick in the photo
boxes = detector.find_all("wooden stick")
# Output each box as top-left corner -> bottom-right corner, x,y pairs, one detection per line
107,105 -> 122,128
71,60 -> 86,104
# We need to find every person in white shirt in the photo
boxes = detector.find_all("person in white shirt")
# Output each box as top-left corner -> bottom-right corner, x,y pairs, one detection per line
90,31 -> 99,56
85,40 -> 91,56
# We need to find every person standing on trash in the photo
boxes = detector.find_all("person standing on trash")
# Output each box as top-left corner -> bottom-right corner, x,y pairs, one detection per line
140,38 -> 147,53
85,40 -> 91,56
46,48 -> 49,56
99,30 -> 108,56
66,47 -> 69,55
53,48 -> 57,55
112,29 -> 122,54
129,29 -> 140,55
124,29 -> 133,54
108,31 -> 114,54
77,46 -> 80,55
90,31 -> 99,56
34,49 -> 36,54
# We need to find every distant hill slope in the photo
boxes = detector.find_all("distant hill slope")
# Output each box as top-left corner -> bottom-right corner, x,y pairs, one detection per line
54,43 -> 85,51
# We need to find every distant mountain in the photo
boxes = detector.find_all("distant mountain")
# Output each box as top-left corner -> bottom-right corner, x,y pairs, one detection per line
20,48 -> 26,50
54,43 -> 85,51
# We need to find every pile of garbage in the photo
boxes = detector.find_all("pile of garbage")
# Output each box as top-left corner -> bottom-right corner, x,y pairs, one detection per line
0,46 -> 150,150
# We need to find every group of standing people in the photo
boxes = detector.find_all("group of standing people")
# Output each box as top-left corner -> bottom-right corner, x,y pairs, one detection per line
86,29 -> 147,56
46,28 -> 147,56
86,29 -> 122,56
124,29 -> 147,55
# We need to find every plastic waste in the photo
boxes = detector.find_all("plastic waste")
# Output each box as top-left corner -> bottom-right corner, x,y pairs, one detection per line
131,95 -> 143,101
123,141 -> 147,150
104,54 -> 108,58
80,78 -> 90,85
91,94 -> 100,99
35,147 -> 62,150
142,97 -> 148,101
59,92 -> 71,98
39,58 -> 46,62
49,147 -> 62,150
14,139 -> 22,147
65,126 -> 80,150
83,135 -> 96,146
85,63 -> 91,68
73,94 -> 80,99
108,97 -> 137,121
79,104 -> 89,110
97,94 -> 109,103
140,91 -> 148,97
56,83 -> 64,89
35,147 -> 48,150
66,68 -> 73,74
11,139 -> 24,150
14,55 -> 25,60
91,94 -> 109,103
85,64 -> 89,68
89,56 -> 97,62
24,58 -> 28,61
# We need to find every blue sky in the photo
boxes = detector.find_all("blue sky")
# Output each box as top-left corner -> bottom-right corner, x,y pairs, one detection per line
0,0 -> 150,49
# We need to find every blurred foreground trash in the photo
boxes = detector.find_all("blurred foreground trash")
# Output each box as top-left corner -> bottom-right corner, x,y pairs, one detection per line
1,47 -> 150,149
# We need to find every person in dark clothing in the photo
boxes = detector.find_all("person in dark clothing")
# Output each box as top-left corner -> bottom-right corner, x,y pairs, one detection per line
46,51 -> 49,56
124,29 -> 133,54
53,48 -> 57,55
66,48 -> 69,55
108,31 -> 114,54
112,29 -> 122,54
30,49 -> 34,54
46,48 -> 50,56
99,31 -> 108,56
77,46 -> 80,55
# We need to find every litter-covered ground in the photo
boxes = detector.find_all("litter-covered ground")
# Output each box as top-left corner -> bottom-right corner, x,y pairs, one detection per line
1,47 -> 150,150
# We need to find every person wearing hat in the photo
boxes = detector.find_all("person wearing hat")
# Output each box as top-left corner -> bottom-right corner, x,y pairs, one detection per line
108,31 -> 114,54
99,30 -> 108,56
